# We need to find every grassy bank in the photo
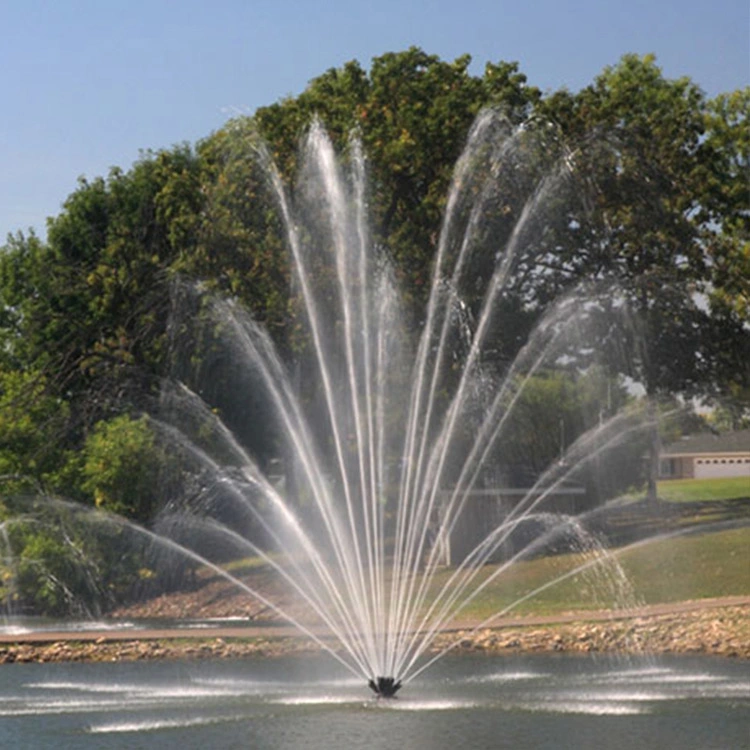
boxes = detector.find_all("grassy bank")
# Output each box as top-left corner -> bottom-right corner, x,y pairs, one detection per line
103,484 -> 748,629
425,525 -> 750,621
657,476 -> 750,503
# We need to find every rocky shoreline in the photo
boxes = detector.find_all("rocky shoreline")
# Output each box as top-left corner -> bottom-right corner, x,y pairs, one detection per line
1,603 -> 747,665
432,604 -> 750,659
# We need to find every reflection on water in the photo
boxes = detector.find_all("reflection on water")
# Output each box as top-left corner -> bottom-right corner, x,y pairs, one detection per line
0,654 -> 747,749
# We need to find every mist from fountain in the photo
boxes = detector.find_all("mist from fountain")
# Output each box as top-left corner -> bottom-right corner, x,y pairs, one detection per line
139,112 -> 657,697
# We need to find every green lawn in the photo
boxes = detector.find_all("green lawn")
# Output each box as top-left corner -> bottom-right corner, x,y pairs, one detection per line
657,476 -> 750,502
422,525 -> 750,621
617,526 -> 749,604
213,509 -> 749,625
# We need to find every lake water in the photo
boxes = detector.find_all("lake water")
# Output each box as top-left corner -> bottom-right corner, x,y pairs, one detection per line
1,653 -> 747,749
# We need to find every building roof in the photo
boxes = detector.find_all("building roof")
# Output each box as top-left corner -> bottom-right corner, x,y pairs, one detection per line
662,429 -> 750,456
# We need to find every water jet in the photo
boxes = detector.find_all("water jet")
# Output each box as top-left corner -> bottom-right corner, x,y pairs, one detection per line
150,113 -> 654,697
1,113 -> 661,700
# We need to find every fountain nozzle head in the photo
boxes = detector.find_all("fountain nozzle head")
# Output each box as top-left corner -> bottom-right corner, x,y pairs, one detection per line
368,676 -> 402,698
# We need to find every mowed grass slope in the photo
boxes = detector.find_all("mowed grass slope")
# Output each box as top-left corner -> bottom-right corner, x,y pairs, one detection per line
415,478 -> 750,620
218,478 -> 749,624
657,476 -> 750,503
422,526 -> 750,622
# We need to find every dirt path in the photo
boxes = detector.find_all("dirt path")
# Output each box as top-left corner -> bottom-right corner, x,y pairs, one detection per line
2,595 -> 748,644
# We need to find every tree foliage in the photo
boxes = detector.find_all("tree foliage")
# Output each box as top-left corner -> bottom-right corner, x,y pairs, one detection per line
254,48 -> 541,296
534,55 -> 743,397
81,414 -> 162,523
0,368 -> 71,493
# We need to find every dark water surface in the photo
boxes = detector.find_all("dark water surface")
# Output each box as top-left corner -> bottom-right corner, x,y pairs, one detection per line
1,653 -> 747,749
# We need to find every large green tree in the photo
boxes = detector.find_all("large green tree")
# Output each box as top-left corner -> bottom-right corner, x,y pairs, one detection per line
0,47 -> 746,532
534,56 -> 749,497
0,147 -> 209,435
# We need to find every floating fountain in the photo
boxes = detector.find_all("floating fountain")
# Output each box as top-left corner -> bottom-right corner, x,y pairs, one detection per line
145,112 -> 653,698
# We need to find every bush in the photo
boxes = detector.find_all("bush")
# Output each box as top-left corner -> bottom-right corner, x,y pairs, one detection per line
81,414 -> 162,523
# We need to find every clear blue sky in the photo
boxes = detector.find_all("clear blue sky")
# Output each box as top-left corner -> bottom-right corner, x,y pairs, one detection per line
1,0 -> 748,241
